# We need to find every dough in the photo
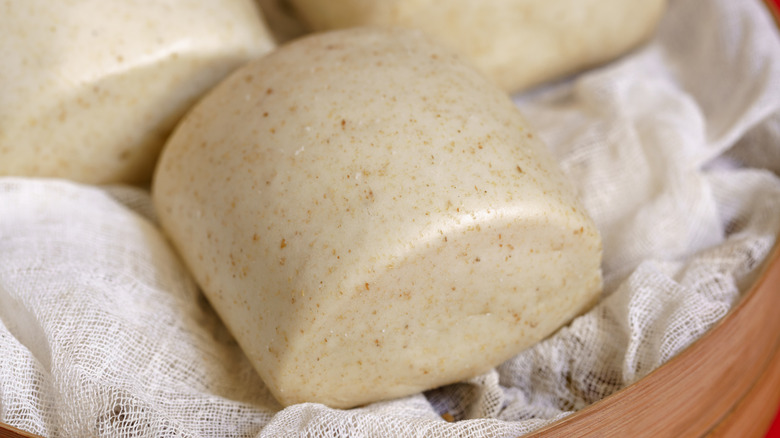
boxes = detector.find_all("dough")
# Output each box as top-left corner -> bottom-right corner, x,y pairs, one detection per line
153,27 -> 602,408
0,0 -> 275,184
288,0 -> 667,93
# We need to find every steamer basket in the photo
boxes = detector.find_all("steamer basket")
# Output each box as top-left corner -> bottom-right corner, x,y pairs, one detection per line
2,1 -> 779,437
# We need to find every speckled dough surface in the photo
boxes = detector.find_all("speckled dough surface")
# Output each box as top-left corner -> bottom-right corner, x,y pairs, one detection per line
153,27 -> 603,409
288,0 -> 667,93
0,0 -> 274,184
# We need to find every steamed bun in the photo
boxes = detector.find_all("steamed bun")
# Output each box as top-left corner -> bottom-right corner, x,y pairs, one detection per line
153,27 -> 602,408
288,0 -> 666,93
0,0 -> 275,184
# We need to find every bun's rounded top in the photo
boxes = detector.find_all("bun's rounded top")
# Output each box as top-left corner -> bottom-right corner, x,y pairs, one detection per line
153,27 -> 602,408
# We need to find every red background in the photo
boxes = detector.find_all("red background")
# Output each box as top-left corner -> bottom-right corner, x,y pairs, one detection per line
769,413 -> 780,438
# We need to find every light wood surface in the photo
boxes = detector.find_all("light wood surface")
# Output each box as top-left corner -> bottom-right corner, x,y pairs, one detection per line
708,339 -> 780,437
0,423 -> 41,438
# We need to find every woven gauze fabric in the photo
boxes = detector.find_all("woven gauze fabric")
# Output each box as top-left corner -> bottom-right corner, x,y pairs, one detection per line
2,0 -> 780,436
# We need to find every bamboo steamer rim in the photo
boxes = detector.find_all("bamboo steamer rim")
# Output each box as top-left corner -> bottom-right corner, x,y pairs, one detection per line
525,242 -> 780,437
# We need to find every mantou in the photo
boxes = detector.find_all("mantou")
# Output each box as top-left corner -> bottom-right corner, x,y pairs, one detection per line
288,0 -> 667,93
153,27 -> 602,408
0,0 -> 275,184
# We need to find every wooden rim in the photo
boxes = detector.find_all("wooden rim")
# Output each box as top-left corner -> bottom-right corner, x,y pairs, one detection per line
0,423 -> 40,438
526,242 -> 780,438
707,333 -> 780,437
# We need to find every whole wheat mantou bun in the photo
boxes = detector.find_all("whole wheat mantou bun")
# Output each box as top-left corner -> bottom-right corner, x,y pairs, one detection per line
153,27 -> 603,409
0,0 -> 274,184
288,0 -> 667,93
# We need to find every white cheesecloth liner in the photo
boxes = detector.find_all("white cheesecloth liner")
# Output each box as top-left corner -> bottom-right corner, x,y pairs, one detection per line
1,0 -> 780,436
